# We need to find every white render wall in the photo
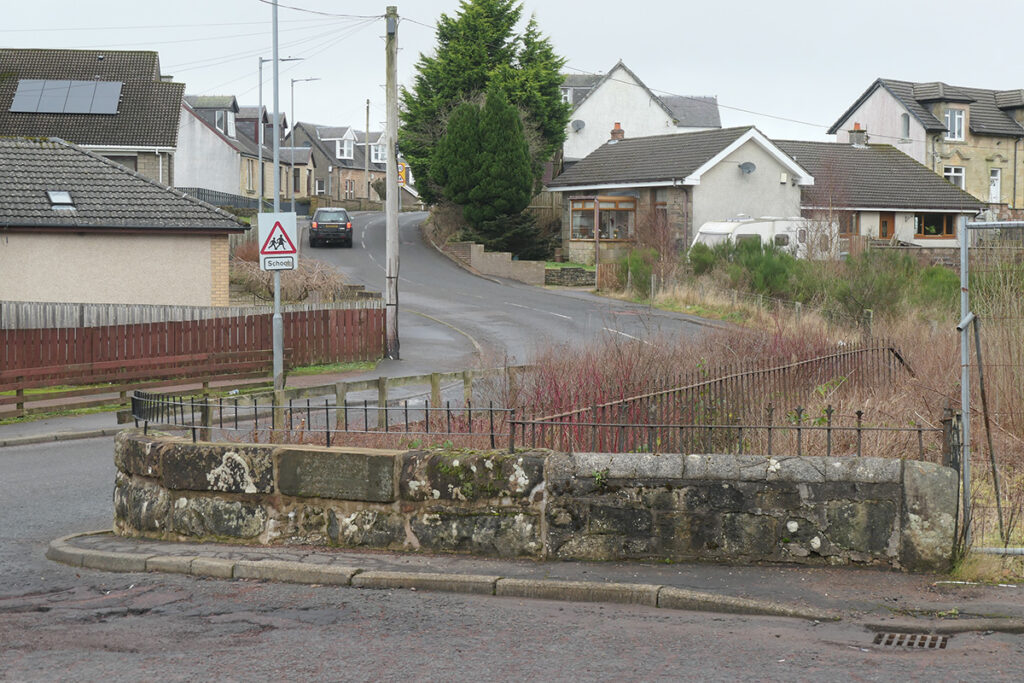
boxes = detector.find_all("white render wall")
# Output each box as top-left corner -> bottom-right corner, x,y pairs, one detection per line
175,106 -> 241,194
691,140 -> 803,229
564,65 -> 705,160
834,87 -> 927,164
0,233 -> 214,305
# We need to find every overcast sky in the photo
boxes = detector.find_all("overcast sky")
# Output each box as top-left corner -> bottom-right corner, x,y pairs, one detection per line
3,0 -> 1021,142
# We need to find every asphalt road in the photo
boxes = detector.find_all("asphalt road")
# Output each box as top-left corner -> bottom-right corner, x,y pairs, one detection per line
304,211 -> 710,369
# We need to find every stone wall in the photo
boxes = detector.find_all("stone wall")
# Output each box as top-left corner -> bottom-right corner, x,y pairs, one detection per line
544,267 -> 595,287
113,431 -> 957,572
444,242 -> 545,286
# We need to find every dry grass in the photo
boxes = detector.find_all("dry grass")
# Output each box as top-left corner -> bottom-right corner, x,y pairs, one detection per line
229,257 -> 353,303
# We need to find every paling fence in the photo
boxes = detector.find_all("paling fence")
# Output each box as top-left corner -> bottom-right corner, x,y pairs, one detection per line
963,227 -> 1024,549
1,300 -> 384,370
131,343 -> 950,462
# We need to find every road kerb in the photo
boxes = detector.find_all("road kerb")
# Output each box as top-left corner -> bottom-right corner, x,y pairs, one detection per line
657,586 -> 837,621
146,555 -> 198,574
79,549 -> 151,573
495,578 -> 660,607
189,557 -> 235,579
234,559 -> 358,585
862,618 -> 1024,635
352,571 -> 499,595
45,540 -> 84,567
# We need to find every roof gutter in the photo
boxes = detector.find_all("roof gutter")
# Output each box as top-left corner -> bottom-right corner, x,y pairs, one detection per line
547,180 -> 685,193
0,223 -> 248,234
801,205 -> 981,214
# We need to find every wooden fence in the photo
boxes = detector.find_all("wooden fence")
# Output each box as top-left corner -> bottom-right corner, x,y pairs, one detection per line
1,306 -> 384,371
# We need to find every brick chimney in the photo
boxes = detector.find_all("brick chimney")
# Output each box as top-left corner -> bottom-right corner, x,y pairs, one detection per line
610,122 -> 625,141
849,121 -> 868,147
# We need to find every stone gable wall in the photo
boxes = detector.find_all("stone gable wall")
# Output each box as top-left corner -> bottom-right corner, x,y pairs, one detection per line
113,431 -> 957,572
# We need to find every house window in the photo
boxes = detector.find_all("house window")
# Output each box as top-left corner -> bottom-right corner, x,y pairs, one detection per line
943,166 -> 965,189
915,213 -> 956,238
315,179 -> 325,195
371,144 -> 385,164
293,168 -> 301,192
336,139 -> 353,159
104,155 -> 137,171
570,196 -> 636,240
215,110 -> 225,133
944,109 -> 964,141
837,211 -> 859,236
561,88 -> 572,104
246,159 -> 255,192
900,113 -> 910,139
226,111 -> 236,138
344,179 -> 355,200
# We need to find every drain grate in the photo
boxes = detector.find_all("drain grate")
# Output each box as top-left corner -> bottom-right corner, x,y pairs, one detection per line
873,632 -> 949,649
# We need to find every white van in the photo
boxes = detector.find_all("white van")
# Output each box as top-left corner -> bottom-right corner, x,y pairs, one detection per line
690,217 -> 835,259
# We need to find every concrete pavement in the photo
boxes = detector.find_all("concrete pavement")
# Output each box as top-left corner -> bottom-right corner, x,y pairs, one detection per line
47,529 -> 1024,634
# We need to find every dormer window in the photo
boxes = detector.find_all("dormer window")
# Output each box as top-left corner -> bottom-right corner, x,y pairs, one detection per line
336,139 -> 354,159
47,190 -> 74,210
900,113 -> 910,139
561,88 -> 572,104
944,108 -> 964,141
215,110 -> 236,137
371,143 -> 385,163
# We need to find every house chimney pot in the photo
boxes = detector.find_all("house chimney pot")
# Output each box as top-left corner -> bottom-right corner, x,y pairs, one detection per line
610,122 -> 624,141
849,123 -> 868,147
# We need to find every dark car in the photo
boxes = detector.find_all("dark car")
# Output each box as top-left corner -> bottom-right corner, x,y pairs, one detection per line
309,208 -> 353,247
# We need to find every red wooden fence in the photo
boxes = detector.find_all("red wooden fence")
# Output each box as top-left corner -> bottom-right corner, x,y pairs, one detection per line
0,307 -> 384,371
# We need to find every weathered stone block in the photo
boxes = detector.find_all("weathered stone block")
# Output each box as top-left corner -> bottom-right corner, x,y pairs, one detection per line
573,452 -> 684,480
901,460 -> 957,572
399,450 -> 543,502
162,443 -> 274,494
823,457 -> 901,483
675,483 -> 746,512
328,509 -> 406,548
753,484 -> 803,512
114,430 -> 164,479
655,512 -> 719,554
169,495 -> 267,539
721,513 -> 779,557
735,455 -> 770,481
684,453 -> 738,480
278,448 -> 395,502
410,509 -> 541,557
551,533 -> 656,560
826,500 -> 896,555
113,472 -> 170,534
766,456 -> 826,483
588,505 -> 652,537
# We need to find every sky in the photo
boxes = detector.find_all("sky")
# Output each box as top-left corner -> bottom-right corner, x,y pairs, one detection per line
3,0 -> 1023,142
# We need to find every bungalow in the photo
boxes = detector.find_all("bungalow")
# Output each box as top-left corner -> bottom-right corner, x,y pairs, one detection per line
0,137 -> 247,306
776,136 -> 983,248
545,126 -> 813,264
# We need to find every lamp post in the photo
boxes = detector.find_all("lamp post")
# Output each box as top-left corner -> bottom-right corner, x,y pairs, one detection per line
258,56 -> 302,210
290,77 -> 320,214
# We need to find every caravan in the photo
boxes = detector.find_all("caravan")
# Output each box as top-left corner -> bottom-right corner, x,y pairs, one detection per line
690,217 -> 836,259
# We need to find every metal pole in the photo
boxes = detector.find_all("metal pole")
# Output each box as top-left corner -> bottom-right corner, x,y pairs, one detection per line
384,6 -> 400,359
365,98 -> 371,203
271,0 -> 283,390
258,57 -> 264,210
959,213 -> 971,547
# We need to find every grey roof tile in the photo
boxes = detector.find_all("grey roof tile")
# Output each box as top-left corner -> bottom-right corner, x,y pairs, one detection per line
659,95 -> 721,128
775,140 -> 983,212
184,95 -> 239,111
830,78 -> 1024,138
0,137 -> 247,230
0,49 -> 184,148
547,126 -> 751,188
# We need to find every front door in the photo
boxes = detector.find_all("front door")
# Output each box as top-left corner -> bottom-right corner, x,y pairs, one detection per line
990,169 -> 1002,204
878,212 -> 895,240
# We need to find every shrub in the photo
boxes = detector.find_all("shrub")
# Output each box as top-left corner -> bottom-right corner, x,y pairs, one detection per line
621,247 -> 659,297
688,242 -> 716,275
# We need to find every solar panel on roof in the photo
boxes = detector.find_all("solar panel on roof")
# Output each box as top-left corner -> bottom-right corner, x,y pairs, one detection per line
8,79 -> 122,114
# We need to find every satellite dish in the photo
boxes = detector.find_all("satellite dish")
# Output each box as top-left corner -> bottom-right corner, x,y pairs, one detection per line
571,119 -> 585,132
739,162 -> 756,174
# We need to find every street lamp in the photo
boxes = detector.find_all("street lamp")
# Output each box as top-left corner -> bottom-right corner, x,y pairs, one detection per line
258,56 -> 302,211
290,76 -> 321,214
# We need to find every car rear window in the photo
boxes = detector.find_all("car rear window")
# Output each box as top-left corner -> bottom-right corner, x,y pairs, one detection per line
316,210 -> 349,222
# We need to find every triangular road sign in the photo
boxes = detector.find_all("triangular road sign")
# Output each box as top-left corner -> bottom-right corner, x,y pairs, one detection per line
260,221 -> 298,255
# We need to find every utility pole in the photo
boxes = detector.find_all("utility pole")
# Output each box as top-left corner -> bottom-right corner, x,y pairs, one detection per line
271,0 -> 284,390
364,98 -> 371,204
259,56 -> 302,211
384,6 -> 400,359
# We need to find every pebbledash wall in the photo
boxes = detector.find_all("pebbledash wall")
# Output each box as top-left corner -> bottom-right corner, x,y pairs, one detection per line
113,431 -> 958,572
